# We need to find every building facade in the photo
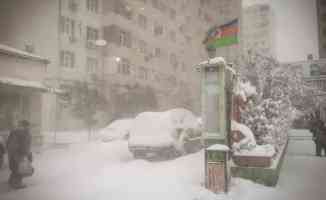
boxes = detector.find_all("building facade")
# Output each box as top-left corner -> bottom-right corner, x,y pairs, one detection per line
0,43 -> 51,145
317,0 -> 326,58
241,3 -> 275,57
0,0 -> 242,132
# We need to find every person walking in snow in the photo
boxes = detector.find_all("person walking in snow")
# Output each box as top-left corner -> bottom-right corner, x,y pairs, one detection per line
0,135 -> 5,169
311,112 -> 325,157
6,120 -> 33,189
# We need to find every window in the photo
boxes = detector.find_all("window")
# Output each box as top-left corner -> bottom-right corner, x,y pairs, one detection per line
169,31 -> 176,42
138,66 -> 148,80
60,16 -> 75,36
152,0 -> 159,9
185,35 -> 192,43
154,23 -> 163,36
179,24 -> 186,34
119,31 -> 126,46
118,58 -> 131,75
68,0 -> 78,12
138,14 -> 147,29
60,50 -> 75,68
158,1 -> 167,12
113,1 -> 133,20
138,40 -> 147,53
77,22 -> 83,38
170,53 -> 178,70
260,5 -> 269,12
86,26 -> 99,41
154,47 -> 161,57
198,8 -> 202,17
86,57 -> 98,73
87,0 -> 99,13
200,0 -> 206,6
119,30 -> 132,48
169,8 -> 176,20
181,62 -> 187,72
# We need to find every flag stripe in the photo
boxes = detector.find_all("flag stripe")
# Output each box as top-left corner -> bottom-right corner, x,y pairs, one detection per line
220,19 -> 238,29
207,36 -> 239,49
221,27 -> 239,37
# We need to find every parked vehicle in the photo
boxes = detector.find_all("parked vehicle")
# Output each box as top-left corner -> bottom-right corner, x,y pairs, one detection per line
128,108 -> 203,160
99,119 -> 133,142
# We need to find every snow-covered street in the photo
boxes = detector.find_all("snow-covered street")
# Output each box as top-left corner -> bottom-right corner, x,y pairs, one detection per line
0,129 -> 325,200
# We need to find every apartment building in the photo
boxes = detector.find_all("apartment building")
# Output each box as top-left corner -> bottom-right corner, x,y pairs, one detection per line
0,0 -> 242,131
317,0 -> 326,58
241,3 -> 275,57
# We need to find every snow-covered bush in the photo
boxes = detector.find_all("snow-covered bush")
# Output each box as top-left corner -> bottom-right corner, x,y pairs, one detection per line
240,97 -> 295,150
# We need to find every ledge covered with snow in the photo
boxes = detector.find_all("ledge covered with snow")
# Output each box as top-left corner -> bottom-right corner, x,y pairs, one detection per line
207,144 -> 230,152
0,43 -> 49,63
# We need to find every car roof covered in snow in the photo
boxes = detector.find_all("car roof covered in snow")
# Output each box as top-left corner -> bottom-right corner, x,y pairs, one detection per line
128,108 -> 200,147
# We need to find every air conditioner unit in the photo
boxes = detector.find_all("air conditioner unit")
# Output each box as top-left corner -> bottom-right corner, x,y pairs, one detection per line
25,44 -> 35,53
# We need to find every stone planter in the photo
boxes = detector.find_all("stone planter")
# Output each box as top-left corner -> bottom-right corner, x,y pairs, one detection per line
233,154 -> 272,168
231,139 -> 289,187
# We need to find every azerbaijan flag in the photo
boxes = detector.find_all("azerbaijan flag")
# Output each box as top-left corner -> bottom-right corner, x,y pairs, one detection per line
203,19 -> 239,50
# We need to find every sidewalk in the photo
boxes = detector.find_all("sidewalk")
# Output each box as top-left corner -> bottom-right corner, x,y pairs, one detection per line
269,129 -> 326,199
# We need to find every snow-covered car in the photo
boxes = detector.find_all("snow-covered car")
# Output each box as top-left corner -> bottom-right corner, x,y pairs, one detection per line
128,108 -> 203,159
99,119 -> 133,142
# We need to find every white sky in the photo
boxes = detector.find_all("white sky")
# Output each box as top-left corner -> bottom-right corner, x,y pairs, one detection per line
243,0 -> 319,62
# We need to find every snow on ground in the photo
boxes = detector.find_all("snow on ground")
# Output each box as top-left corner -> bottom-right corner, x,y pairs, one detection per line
42,130 -> 91,144
0,129 -> 326,200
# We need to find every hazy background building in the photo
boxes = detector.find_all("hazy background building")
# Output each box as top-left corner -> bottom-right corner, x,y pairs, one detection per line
317,0 -> 326,59
243,0 -> 319,62
0,0 -> 242,132
241,3 -> 275,57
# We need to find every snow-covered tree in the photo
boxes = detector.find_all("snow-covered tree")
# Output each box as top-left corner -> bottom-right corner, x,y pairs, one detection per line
60,75 -> 108,140
235,50 -> 322,150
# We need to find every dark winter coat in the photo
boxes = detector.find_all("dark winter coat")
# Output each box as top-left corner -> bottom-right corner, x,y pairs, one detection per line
310,118 -> 324,140
6,129 -> 31,161
0,136 -> 5,154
